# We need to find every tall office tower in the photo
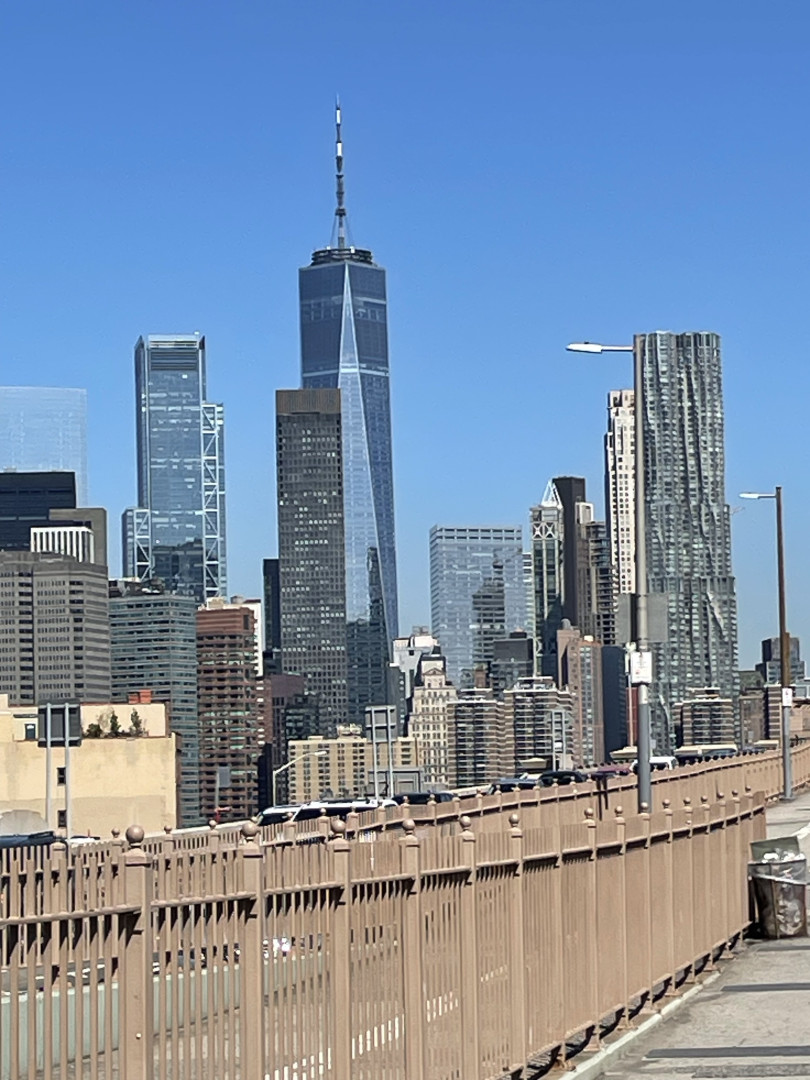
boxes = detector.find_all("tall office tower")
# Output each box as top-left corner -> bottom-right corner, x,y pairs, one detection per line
0,387 -> 88,504
557,622 -> 605,766
109,582 -> 200,826
389,631 -> 439,729
530,482 -> 564,678
299,106 -> 398,721
430,526 -> 526,687
757,636 -> 805,686
553,476 -> 587,625
0,472 -> 76,549
123,334 -> 226,604
197,599 -> 261,822
505,677 -> 575,772
0,551 -> 110,705
605,390 -> 636,598
470,558 -> 506,676
276,389 -> 348,731
451,685 -> 512,786
642,331 -> 738,747
408,648 -> 458,788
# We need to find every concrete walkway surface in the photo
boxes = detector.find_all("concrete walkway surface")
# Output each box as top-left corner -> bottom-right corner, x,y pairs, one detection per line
574,789 -> 810,1080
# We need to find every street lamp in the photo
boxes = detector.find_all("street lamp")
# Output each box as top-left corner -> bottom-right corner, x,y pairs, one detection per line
271,748 -> 328,807
567,338 -> 653,813
740,488 -> 792,799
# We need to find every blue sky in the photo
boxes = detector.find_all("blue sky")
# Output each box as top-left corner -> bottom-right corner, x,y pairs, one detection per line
0,1 -> 807,667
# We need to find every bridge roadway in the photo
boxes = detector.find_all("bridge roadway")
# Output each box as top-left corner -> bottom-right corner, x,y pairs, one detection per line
583,789 -> 810,1080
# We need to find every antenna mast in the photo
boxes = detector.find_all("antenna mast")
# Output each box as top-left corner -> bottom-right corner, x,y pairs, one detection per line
335,100 -> 347,249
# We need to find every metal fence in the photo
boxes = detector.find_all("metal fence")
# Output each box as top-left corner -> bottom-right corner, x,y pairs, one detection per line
0,756 -> 769,1080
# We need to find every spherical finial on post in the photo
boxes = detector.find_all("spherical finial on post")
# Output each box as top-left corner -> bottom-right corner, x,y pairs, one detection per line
111,828 -> 120,839
331,818 -> 347,836
662,799 -> 671,810
584,807 -> 594,821
639,802 -> 649,814
209,819 -> 218,830
683,796 -> 692,807
164,825 -> 172,835
615,806 -> 624,817
459,815 -> 472,831
125,824 -> 145,849
241,821 -> 259,843
402,818 -> 416,835
509,812 -> 520,828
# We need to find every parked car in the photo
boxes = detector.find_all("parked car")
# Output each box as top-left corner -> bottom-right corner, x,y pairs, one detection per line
538,769 -> 588,787
486,777 -> 539,794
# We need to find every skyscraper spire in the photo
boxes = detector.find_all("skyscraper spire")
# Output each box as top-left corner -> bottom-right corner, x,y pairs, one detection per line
335,99 -> 346,249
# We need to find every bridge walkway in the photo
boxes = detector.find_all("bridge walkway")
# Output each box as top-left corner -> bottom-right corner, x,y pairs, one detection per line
588,789 -> 810,1080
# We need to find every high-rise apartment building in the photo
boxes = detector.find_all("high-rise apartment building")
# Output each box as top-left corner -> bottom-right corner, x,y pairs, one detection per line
109,582 -> 200,826
0,551 -> 110,705
123,334 -> 226,603
299,106 -> 398,721
408,648 -> 458,788
530,482 -> 564,678
674,687 -> 736,746
506,677 -> 575,773
605,389 -> 636,598
276,388 -> 348,731
0,387 -> 89,504
557,623 -> 605,766
430,526 -> 526,686
452,684 -> 512,787
197,599 -> 261,822
490,631 -> 535,698
576,507 -> 616,646
757,636 -> 805,686
641,332 -> 738,747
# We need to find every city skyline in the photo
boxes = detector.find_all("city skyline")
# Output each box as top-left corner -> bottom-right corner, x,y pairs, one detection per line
0,5 -> 806,666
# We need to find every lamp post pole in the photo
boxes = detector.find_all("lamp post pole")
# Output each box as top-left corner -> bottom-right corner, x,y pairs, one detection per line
567,338 -> 653,812
632,334 -> 653,813
740,486 -> 792,799
271,749 -> 327,806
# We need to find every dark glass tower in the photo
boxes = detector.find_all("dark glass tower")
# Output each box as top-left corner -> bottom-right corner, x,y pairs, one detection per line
298,106 -> 398,724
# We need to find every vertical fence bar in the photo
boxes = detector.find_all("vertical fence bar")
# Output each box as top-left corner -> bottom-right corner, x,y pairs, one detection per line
330,820 -> 353,1080
458,815 -> 480,1080
399,818 -> 425,1080
238,822 -> 266,1080
121,825 -> 155,1080
508,812 -> 527,1071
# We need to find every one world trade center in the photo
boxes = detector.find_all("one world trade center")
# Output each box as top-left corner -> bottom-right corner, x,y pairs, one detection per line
298,105 -> 398,724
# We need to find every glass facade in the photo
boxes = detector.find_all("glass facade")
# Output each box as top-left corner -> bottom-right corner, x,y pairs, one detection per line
300,250 -> 397,723
0,387 -> 88,504
430,526 -> 527,687
125,335 -> 226,603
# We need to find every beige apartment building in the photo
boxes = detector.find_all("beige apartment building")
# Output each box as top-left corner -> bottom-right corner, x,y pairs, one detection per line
287,732 -> 419,803
408,652 -> 457,788
0,694 -> 177,837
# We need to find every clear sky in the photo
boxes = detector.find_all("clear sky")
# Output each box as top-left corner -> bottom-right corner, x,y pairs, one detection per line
0,1 -> 807,668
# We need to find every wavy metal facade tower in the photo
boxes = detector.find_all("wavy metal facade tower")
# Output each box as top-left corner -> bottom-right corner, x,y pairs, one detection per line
298,105 -> 398,724
641,331 -> 738,747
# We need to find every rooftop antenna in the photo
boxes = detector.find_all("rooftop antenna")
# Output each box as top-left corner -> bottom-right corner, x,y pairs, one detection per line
335,98 -> 347,249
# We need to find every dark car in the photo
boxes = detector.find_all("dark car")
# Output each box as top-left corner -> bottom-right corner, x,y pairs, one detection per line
393,791 -> 454,805
538,770 -> 588,787
486,777 -> 539,794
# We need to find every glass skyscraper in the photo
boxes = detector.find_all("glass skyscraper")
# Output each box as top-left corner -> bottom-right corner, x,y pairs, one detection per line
0,387 -> 88,504
123,334 -> 226,603
298,106 -> 398,723
430,525 -> 527,686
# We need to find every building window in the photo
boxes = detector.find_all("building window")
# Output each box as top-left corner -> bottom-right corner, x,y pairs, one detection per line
57,810 -> 67,829
56,767 -> 66,786
24,723 -> 36,741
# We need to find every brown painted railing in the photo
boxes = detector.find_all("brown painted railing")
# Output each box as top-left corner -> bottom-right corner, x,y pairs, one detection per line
0,758 -> 769,1080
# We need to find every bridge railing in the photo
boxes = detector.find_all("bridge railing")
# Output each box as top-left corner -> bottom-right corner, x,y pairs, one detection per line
0,775 -> 766,1080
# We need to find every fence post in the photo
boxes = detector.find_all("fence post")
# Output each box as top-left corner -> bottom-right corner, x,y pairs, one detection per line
682,797 -> 697,983
662,799 -> 677,996
508,812 -> 527,1070
459,815 -> 480,1080
584,807 -> 601,1047
614,806 -> 631,1028
238,822 -> 266,1080
330,819 -> 353,1080
400,818 -> 425,1080
122,825 -> 155,1080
